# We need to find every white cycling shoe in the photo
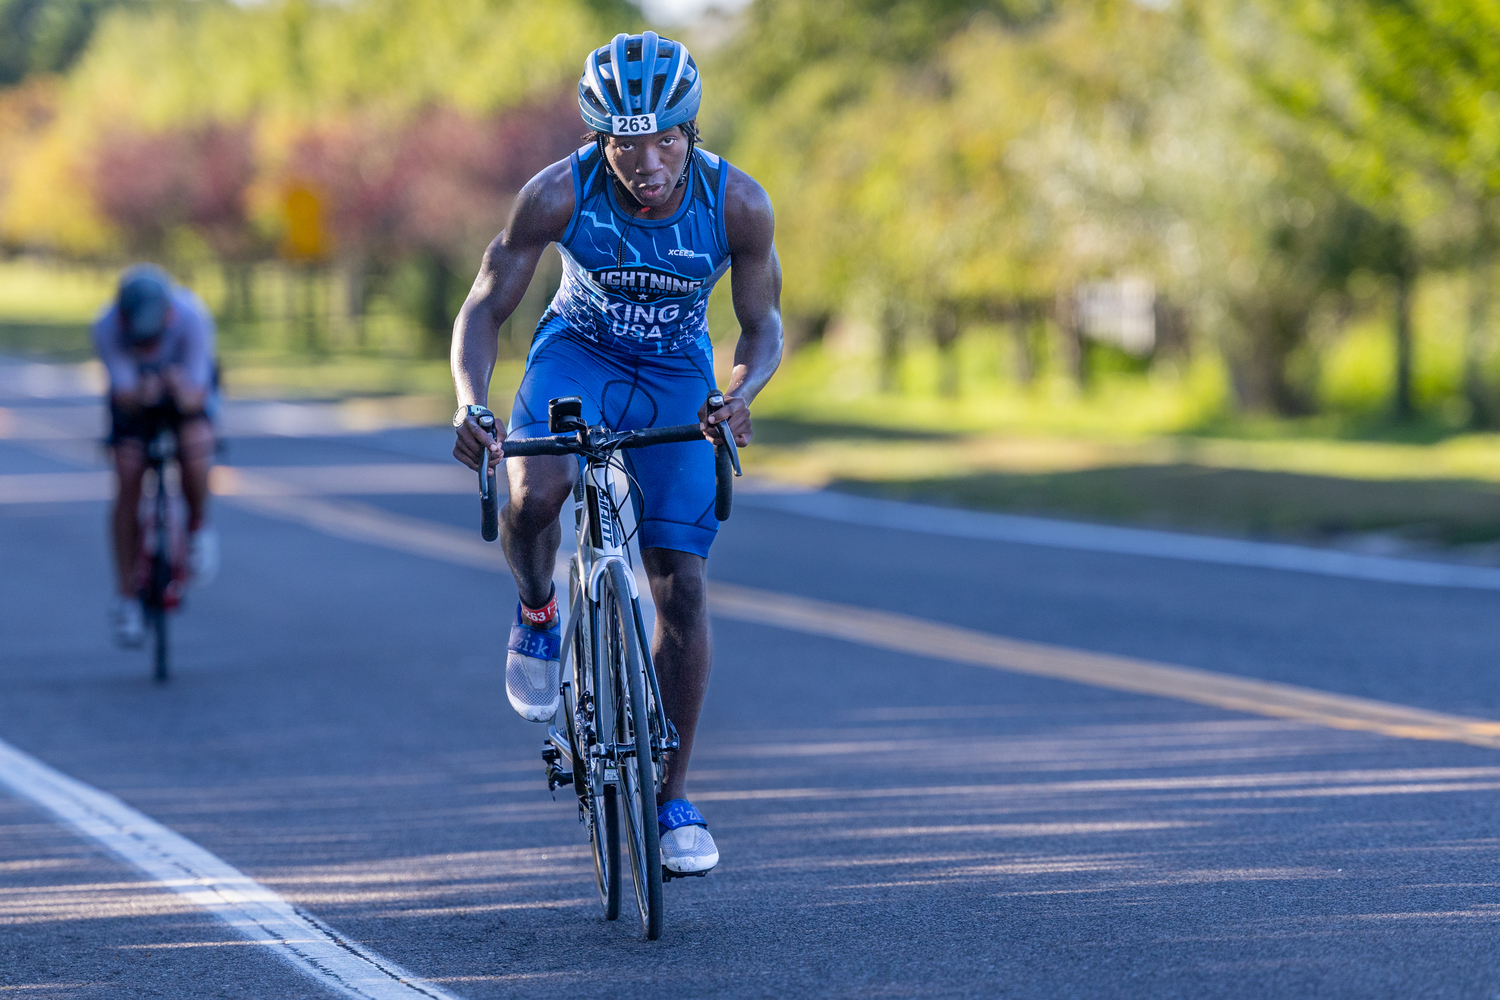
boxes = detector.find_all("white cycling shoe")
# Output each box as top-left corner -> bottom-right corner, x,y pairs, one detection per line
113,598 -> 144,648
659,799 -> 719,875
189,526 -> 219,586
506,605 -> 561,722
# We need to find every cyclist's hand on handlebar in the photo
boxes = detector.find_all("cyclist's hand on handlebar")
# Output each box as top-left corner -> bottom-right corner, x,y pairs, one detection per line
454,412 -> 505,472
700,394 -> 751,447
162,366 -> 207,415
137,371 -> 165,407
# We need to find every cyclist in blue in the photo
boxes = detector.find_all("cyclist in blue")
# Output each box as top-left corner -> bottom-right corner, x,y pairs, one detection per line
451,32 -> 782,877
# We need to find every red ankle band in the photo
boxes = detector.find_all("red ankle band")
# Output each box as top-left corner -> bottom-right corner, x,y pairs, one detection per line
521,593 -> 557,628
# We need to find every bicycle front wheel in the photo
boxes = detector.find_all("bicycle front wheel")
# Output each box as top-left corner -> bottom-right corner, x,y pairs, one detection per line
566,577 -> 620,920
602,560 -> 662,940
573,560 -> 621,917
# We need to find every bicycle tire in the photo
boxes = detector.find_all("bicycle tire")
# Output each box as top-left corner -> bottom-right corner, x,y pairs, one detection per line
566,581 -> 621,921
480,467 -> 499,541
603,560 -> 662,940
148,505 -> 172,683
714,441 -> 733,521
595,785 -> 621,920
152,608 -> 168,683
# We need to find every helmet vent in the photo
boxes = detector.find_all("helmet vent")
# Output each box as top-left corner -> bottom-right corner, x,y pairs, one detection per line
578,32 -> 700,135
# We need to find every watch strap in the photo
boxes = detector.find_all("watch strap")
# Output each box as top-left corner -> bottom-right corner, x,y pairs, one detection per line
454,403 -> 494,427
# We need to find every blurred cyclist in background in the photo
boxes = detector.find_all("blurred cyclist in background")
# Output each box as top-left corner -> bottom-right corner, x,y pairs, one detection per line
93,264 -> 219,647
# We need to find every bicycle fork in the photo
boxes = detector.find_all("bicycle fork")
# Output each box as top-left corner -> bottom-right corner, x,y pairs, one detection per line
540,466 -> 678,803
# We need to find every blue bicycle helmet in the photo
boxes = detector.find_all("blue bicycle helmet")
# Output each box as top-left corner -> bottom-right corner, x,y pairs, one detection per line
578,32 -> 701,137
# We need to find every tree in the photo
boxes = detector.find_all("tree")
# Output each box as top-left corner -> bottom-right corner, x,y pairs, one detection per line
0,0 -> 141,87
1207,0 -> 1500,421
90,125 -> 190,256
723,0 -> 1382,410
1,0 -> 632,269
89,121 -> 258,269
277,93 -> 582,353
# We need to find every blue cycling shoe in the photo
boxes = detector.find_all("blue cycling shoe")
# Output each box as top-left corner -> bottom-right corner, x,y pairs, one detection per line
506,603 -> 561,722
659,799 -> 718,875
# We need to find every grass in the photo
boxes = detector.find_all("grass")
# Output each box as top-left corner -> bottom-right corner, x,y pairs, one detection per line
742,343 -> 1500,550
746,420 -> 1500,547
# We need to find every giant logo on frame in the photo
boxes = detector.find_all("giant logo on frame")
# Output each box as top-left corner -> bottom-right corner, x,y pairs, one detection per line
590,265 -> 704,304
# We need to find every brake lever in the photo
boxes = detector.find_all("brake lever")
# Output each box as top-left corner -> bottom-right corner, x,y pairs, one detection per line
706,391 -> 743,477
722,424 -> 742,476
477,412 -> 496,498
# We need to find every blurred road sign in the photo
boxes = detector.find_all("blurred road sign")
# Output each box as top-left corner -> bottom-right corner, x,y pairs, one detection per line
281,183 -> 327,261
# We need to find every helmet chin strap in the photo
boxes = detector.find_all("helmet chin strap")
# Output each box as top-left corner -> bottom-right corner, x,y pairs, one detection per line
600,126 -> 698,267
597,123 -> 698,211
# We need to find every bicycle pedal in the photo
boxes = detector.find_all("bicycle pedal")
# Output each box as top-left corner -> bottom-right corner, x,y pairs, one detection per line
662,868 -> 710,883
541,744 -> 573,790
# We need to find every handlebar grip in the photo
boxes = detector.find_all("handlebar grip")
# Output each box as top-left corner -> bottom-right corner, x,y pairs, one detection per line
500,436 -> 574,456
476,416 -> 501,542
707,390 -> 732,521
714,440 -> 733,521
619,423 -> 704,447
481,467 -> 499,541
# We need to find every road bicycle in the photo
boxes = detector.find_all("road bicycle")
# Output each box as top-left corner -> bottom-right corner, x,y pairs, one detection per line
135,406 -> 189,683
475,392 -> 738,940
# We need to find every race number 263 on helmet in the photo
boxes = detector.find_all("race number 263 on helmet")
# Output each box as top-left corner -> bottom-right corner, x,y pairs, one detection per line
578,32 -> 701,139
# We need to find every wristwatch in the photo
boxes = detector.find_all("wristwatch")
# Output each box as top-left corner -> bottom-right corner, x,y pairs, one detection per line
453,403 -> 494,428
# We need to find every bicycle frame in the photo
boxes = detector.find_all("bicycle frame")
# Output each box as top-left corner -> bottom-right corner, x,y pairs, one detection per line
547,454 -> 678,803
496,394 -> 733,934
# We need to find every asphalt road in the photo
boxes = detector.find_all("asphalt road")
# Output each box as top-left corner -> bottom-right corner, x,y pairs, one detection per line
4,357 -> 1500,999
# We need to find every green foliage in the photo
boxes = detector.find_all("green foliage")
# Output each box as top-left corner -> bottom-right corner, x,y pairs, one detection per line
1209,0 -> 1500,234
720,0 -> 1411,414
717,0 -> 1054,110
64,0 -> 635,127
0,0 -> 142,86
1,0 -> 1494,437
1199,0 -> 1500,422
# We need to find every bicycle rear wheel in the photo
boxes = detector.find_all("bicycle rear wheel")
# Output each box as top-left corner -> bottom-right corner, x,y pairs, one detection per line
144,466 -> 172,684
151,608 -> 169,683
602,560 -> 662,940
148,540 -> 172,683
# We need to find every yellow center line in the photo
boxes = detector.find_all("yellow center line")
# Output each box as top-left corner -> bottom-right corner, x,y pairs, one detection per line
705,584 -> 1500,749
223,491 -> 1500,752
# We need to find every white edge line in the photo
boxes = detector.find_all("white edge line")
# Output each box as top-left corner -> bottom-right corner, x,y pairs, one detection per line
0,736 -> 464,1000
738,489 -> 1500,592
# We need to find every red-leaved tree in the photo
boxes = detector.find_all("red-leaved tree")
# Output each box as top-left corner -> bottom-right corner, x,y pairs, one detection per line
279,91 -> 582,351
93,122 -> 259,262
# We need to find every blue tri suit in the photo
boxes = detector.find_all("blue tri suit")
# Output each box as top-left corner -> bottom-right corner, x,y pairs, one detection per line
509,143 -> 733,557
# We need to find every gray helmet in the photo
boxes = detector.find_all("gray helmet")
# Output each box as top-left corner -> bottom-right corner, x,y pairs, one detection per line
117,264 -> 173,345
578,32 -> 701,137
